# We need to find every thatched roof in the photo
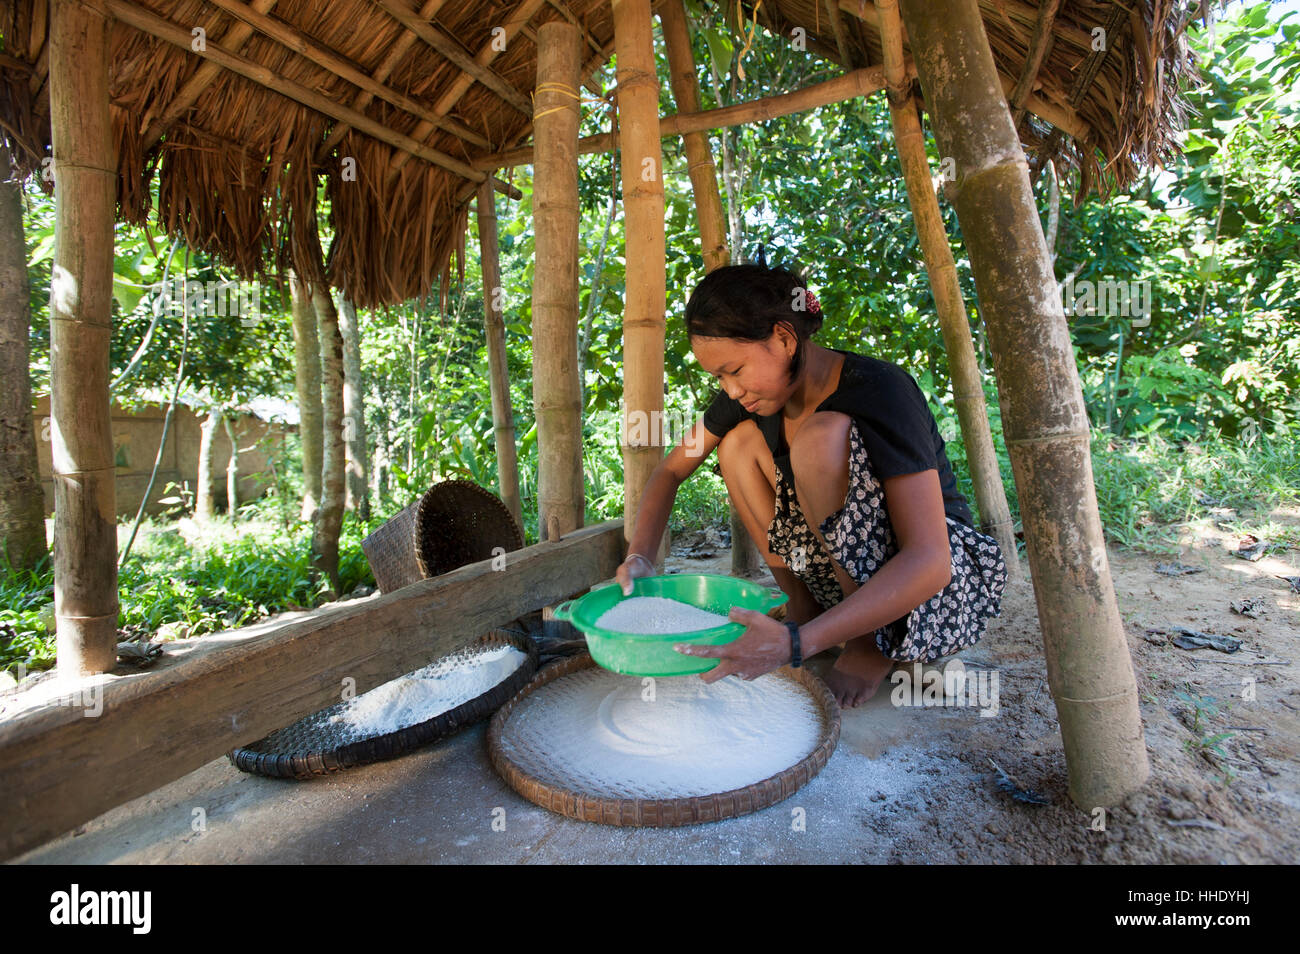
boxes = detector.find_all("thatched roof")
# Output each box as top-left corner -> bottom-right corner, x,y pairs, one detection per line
0,0 -> 1196,309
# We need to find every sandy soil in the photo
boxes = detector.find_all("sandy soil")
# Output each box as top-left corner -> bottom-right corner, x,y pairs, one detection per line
664,517 -> 1299,864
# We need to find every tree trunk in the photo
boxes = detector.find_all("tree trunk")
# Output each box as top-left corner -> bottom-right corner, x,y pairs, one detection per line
290,272 -> 323,521
49,0 -> 118,675
0,139 -> 50,571
531,20 -> 584,545
477,180 -> 524,536
873,0 -> 1020,578
661,0 -> 752,574
337,295 -> 370,521
899,0 -> 1149,808
312,280 -> 346,595
195,409 -> 220,523
223,414 -> 239,517
612,0 -> 668,564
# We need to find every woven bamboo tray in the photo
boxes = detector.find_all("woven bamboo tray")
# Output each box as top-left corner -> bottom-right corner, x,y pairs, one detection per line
229,630 -> 538,780
487,654 -> 840,827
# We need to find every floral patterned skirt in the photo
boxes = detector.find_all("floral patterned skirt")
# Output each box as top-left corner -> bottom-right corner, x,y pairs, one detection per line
765,419 -> 1009,663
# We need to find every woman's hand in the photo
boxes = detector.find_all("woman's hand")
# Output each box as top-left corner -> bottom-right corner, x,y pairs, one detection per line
615,552 -> 657,596
674,607 -> 792,683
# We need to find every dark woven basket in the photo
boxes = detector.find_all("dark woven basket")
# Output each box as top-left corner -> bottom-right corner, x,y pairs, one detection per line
228,629 -> 539,780
362,480 -> 524,593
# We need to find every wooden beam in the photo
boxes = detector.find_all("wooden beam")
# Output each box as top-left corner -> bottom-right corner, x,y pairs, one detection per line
373,0 -> 534,116
824,0 -> 854,68
1010,0 -> 1060,130
203,0 -> 491,151
316,0 -> 448,160
836,0 -> 1086,144
143,0 -> 280,151
475,64 -> 897,169
0,520 -> 627,860
103,0 -> 517,195
546,0 -> 605,58
388,0 -> 549,184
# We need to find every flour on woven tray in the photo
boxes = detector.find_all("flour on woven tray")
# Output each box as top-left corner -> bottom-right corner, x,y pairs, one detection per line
498,668 -> 824,798
325,644 -> 526,738
594,595 -> 730,634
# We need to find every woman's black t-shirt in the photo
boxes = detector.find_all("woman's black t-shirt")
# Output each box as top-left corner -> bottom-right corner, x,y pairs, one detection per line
701,347 -> 975,528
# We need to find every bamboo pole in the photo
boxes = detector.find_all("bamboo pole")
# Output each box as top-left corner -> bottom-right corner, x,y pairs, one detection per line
477,180 -> 524,537
899,0 -> 1148,808
874,0 -> 1019,578
476,64 -> 898,170
48,0 -> 117,675
613,0 -> 668,559
660,0 -> 756,574
530,20 -> 584,544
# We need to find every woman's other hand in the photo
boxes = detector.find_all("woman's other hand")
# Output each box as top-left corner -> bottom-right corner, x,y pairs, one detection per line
615,552 -> 657,596
674,607 -> 792,682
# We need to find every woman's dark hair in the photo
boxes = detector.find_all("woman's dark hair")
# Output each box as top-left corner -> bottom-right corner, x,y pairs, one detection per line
684,262 -> 824,383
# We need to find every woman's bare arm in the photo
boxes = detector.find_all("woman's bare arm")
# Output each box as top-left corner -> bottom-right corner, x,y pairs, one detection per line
796,468 -> 953,658
624,415 -> 722,560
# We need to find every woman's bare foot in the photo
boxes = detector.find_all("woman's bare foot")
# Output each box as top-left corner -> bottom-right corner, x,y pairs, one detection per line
824,636 -> 896,708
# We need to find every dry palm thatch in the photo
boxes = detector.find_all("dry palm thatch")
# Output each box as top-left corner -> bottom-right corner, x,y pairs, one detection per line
1,0 -> 1197,307
735,0 -> 1200,199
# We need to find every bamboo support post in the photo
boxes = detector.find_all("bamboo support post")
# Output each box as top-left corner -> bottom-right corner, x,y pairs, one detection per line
899,0 -> 1149,808
613,0 -> 669,560
478,179 -> 524,536
290,273 -> 323,520
660,0 -> 755,574
874,0 -> 1019,577
477,65 -> 897,170
531,20 -> 584,544
49,0 -> 118,676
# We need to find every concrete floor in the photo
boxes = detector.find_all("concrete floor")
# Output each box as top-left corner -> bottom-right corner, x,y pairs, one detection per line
15,651 -> 992,864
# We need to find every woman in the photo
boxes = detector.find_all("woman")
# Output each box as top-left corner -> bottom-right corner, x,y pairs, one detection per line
614,262 -> 1008,707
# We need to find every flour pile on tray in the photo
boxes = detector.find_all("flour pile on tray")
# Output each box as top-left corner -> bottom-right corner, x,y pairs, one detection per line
595,595 -> 731,634
326,644 -> 527,738
496,668 -> 824,798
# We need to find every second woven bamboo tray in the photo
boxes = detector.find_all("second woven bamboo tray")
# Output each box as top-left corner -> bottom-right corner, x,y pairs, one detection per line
487,654 -> 840,827
230,630 -> 538,780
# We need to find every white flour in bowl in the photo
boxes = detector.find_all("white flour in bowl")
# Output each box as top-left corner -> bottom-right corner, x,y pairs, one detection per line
594,595 -> 731,634
326,644 -> 527,738
497,667 -> 824,798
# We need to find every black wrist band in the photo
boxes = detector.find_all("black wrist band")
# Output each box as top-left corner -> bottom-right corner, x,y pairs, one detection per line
784,620 -> 802,668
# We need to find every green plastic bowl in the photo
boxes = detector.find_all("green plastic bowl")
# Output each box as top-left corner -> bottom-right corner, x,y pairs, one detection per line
551,573 -> 788,677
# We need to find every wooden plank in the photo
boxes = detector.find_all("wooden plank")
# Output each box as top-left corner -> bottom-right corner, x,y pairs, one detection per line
0,519 -> 626,860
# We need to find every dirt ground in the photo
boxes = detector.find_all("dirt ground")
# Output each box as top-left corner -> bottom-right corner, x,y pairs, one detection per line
11,513 -> 1298,864
664,513 -> 1299,864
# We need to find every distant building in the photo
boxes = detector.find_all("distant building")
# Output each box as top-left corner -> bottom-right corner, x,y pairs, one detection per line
32,393 -> 296,517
